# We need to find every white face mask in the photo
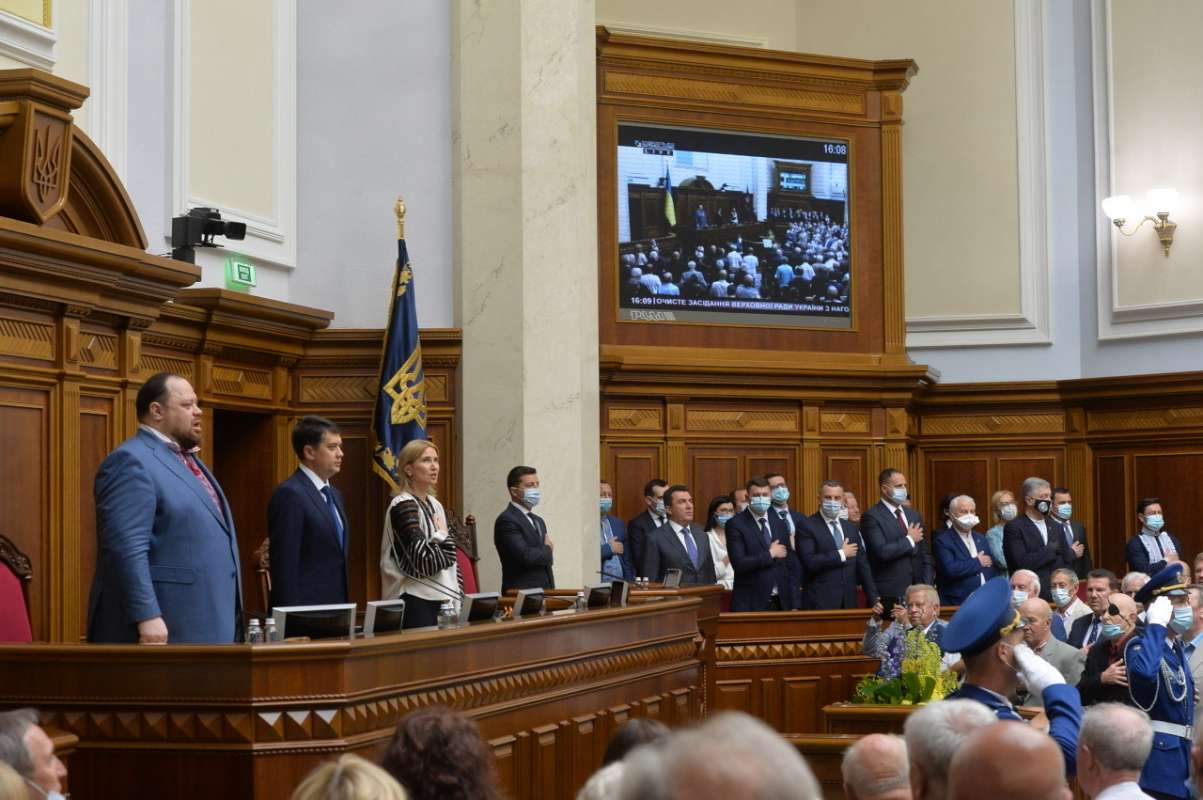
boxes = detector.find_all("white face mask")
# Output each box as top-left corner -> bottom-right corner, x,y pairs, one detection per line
955,514 -> 980,530
998,503 -> 1018,521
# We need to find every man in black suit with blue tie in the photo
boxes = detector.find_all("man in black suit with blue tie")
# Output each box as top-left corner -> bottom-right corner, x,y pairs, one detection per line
797,480 -> 877,609
643,485 -> 717,586
860,468 -> 931,602
268,416 -> 350,607
726,476 -> 800,611
494,465 -> 555,592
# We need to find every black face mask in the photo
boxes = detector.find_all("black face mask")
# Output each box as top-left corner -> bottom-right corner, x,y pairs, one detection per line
1033,498 -> 1052,515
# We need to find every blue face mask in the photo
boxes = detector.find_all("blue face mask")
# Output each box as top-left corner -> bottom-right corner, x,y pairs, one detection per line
715,513 -> 733,527
1056,503 -> 1072,520
599,497 -> 613,514
771,486 -> 790,504
821,500 -> 843,518
1051,588 -> 1072,607
1101,622 -> 1126,640
1145,514 -> 1165,532
1011,590 -> 1028,606
523,488 -> 541,508
749,496 -> 772,514
653,499 -> 666,516
1170,605 -> 1195,634
891,487 -> 908,504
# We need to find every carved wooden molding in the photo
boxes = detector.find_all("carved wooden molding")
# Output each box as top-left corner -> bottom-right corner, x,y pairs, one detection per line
687,409 -> 799,433
820,411 -> 870,434
1087,406 -> 1203,432
607,407 -> 662,432
922,412 -> 1064,436
716,638 -> 873,663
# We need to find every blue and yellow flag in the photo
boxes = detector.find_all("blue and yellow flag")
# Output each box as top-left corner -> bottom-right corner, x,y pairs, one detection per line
371,231 -> 428,492
663,164 -> 676,227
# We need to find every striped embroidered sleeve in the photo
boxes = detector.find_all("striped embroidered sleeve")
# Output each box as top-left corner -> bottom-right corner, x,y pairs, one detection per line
388,500 -> 457,579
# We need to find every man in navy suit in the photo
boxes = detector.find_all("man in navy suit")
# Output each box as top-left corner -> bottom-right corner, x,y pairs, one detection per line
726,476 -> 799,611
1049,487 -> 1090,577
626,479 -> 668,579
765,472 -> 805,602
599,480 -> 633,581
494,465 -> 555,592
88,372 -> 242,644
1003,476 -> 1072,601
267,416 -> 349,608
934,494 -> 998,606
1126,497 -> 1185,577
860,468 -> 931,602
797,480 -> 876,609
1067,569 -> 1119,650
643,485 -> 717,586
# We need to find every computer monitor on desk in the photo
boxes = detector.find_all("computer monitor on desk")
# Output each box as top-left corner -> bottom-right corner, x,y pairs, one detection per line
513,589 -> 545,619
364,600 -> 406,636
272,604 -> 356,640
460,592 -> 501,624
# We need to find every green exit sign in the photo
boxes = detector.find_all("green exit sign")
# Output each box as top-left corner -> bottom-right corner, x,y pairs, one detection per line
225,257 -> 257,292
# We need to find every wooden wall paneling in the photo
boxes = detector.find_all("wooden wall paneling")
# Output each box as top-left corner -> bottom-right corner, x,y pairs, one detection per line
1094,454 -> 1130,576
925,455 -> 989,530
564,714 -> 599,797
77,392 -> 116,641
997,453 -> 1063,502
0,384 -> 50,639
822,448 -> 870,508
689,450 -> 741,511
781,676 -> 822,734
328,424 -> 386,607
604,443 -> 663,521
529,723 -> 561,800
490,734 -> 520,797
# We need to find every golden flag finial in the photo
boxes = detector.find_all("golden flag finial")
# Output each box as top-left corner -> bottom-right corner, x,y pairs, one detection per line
394,197 -> 406,239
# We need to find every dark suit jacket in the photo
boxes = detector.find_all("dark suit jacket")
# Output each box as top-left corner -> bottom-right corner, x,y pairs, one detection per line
726,509 -> 800,611
771,506 -> 807,604
626,510 -> 666,579
643,522 -> 717,586
860,500 -> 932,600
267,470 -> 349,608
1125,530 -> 1185,576
1068,612 -> 1103,649
88,429 -> 242,644
494,504 -> 555,592
797,513 -> 876,609
1047,517 -> 1092,577
601,514 -> 634,581
1077,633 -> 1136,706
933,529 -> 998,606
1002,515 -> 1071,601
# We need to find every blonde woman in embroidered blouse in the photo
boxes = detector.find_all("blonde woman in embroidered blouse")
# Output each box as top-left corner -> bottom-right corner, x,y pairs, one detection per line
380,439 -> 459,629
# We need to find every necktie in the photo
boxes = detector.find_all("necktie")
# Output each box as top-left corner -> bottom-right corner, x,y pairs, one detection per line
758,516 -> 771,546
180,452 -> 222,514
1086,617 -> 1100,647
682,528 -> 699,568
830,520 -> 844,548
895,508 -> 907,533
601,517 -> 612,546
321,486 -> 345,551
1063,523 -> 1074,547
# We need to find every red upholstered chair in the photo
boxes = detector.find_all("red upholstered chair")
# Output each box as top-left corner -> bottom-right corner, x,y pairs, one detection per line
448,512 -> 480,593
0,534 -> 33,642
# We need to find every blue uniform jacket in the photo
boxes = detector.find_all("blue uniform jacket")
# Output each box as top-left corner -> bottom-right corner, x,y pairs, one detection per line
949,681 -> 1083,777
1125,622 -> 1194,799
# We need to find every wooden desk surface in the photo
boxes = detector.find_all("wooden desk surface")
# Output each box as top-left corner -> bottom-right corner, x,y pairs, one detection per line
0,598 -> 706,800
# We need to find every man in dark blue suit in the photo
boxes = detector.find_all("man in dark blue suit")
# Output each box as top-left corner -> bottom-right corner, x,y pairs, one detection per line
599,480 -> 633,581
766,472 -> 805,605
494,465 -> 555,592
1067,569 -> 1119,650
1126,497 -> 1185,577
1003,476 -> 1072,602
797,480 -> 876,609
934,494 -> 998,606
88,372 -> 242,644
643,485 -> 717,586
726,477 -> 799,611
860,468 -> 931,602
267,416 -> 349,608
626,479 -> 668,580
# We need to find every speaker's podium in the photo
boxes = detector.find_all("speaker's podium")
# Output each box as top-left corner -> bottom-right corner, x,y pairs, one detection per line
0,588 -> 720,800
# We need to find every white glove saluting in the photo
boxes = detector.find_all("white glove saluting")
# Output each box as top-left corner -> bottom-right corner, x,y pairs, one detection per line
1146,595 -> 1173,628
1013,641 -> 1065,697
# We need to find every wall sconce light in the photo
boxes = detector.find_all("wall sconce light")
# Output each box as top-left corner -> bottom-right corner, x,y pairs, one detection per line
1102,188 -> 1178,257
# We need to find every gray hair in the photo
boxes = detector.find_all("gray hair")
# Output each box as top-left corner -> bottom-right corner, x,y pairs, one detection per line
905,584 -> 939,606
1012,569 -> 1041,594
1020,476 -> 1050,498
0,708 -> 38,779
1122,572 -> 1150,592
949,494 -> 975,515
578,762 -> 625,800
904,699 -> 996,800
1079,703 -> 1153,773
619,712 -> 820,800
1050,567 -> 1078,586
841,734 -> 909,797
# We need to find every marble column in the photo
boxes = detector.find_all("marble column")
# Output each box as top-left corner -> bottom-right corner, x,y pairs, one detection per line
453,0 -> 599,592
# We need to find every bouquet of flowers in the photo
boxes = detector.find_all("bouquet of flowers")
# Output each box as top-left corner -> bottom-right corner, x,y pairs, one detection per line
853,627 -> 959,705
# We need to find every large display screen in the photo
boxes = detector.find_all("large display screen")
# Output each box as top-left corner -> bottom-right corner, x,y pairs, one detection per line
617,123 -> 851,329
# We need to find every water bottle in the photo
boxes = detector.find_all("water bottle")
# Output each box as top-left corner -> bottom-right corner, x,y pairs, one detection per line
247,618 -> 264,644
575,591 -> 586,611
264,617 -> 280,642
437,600 -> 456,629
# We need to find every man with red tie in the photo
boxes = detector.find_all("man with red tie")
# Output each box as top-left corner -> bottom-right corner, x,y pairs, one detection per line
860,468 -> 932,603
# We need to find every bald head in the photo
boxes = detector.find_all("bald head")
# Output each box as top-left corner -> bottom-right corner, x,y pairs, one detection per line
1020,597 -> 1053,648
841,734 -> 910,800
948,722 -> 1070,800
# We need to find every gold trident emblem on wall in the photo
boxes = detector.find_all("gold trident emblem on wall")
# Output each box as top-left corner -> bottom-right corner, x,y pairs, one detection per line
383,345 -> 428,427
32,125 -> 62,203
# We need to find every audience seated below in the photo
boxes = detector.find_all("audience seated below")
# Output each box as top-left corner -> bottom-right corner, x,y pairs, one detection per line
0,708 -> 67,798
841,733 -> 910,800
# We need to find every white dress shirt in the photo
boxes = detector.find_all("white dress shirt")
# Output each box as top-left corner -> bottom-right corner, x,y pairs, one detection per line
1095,780 -> 1155,800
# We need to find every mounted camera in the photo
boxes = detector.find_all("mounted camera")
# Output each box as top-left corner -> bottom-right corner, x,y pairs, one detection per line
170,207 -> 247,264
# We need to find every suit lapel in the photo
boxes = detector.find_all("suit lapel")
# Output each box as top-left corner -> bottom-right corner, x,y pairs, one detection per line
296,471 -> 342,550
144,432 -> 229,531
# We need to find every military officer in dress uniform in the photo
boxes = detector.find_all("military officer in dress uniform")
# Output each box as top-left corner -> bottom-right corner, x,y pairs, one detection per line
1128,563 -> 1195,800
943,576 -> 1084,776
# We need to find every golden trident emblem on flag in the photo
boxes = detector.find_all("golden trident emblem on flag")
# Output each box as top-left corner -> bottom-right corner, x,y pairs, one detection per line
383,344 -> 427,427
